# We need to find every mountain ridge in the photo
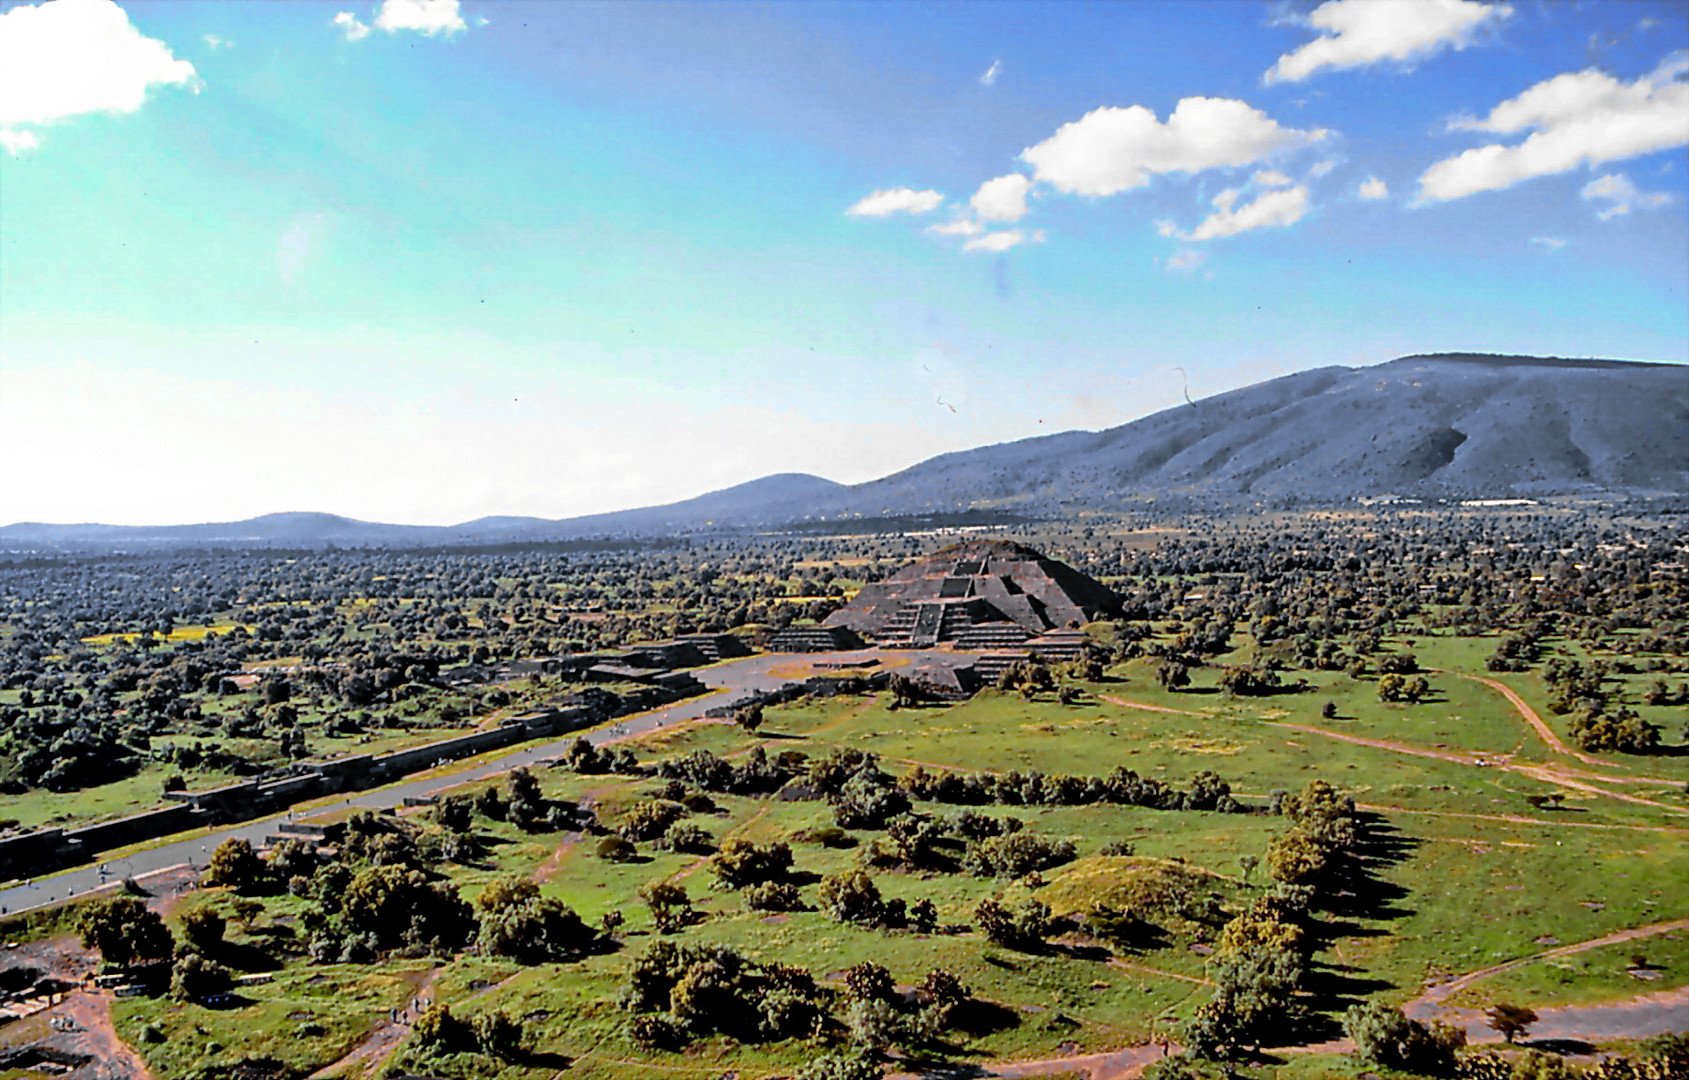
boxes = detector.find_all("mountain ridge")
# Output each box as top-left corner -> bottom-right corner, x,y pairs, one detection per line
7,353 -> 1684,548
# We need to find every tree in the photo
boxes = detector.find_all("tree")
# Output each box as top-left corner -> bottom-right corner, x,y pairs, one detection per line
1377,673 -> 1407,703
817,870 -> 883,925
169,951 -> 233,1001
709,839 -> 793,889
201,837 -> 266,892
842,961 -> 896,1003
476,876 -> 597,962
734,702 -> 764,734
974,897 -> 1053,951
1265,829 -> 1330,886
1486,1002 -> 1539,1043
1343,1001 -> 1462,1071
339,864 -> 473,954
1155,660 -> 1191,692
178,907 -> 225,955
471,1009 -> 527,1060
639,879 -> 693,933
78,897 -> 174,967
411,1003 -> 471,1053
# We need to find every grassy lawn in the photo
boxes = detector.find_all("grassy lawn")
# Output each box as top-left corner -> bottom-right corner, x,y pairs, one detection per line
49,641 -> 1689,1080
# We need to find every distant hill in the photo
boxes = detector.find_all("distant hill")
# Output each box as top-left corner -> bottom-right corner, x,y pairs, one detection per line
815,354 -> 1689,514
5,354 -> 1683,549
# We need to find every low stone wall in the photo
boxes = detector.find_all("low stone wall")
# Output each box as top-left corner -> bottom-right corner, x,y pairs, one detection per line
62,804 -> 199,856
0,682 -> 687,881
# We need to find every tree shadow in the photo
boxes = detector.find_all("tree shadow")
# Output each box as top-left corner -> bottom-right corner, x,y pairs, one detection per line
1301,960 -> 1395,1017
1320,813 -> 1419,923
947,997 -> 1022,1037
216,940 -> 282,973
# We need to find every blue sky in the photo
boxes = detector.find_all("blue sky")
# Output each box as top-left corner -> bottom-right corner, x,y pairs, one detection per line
1,0 -> 1685,525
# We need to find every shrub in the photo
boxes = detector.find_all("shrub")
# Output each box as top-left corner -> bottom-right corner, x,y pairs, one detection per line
710,839 -> 794,889
744,882 -> 803,912
817,870 -> 883,925
974,897 -> 1054,951
962,831 -> 1075,879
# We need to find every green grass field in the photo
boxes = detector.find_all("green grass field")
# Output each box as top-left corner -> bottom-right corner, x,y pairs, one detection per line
64,632 -> 1689,1079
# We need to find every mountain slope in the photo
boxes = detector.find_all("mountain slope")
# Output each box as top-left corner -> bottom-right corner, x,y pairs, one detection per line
819,354 -> 1688,513
4,354 -> 1683,548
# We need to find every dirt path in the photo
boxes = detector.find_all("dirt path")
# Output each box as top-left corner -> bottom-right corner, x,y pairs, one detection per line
307,965 -> 444,1080
1098,695 -> 1206,718
1457,674 -> 1683,788
59,988 -> 159,1080
1456,674 -> 1590,763
1355,803 -> 1689,835
1272,722 -> 1689,816
1408,917 -> 1689,1008
886,914 -> 1689,1079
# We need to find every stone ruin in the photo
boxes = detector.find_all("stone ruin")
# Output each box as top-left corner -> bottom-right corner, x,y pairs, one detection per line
823,539 -> 1121,648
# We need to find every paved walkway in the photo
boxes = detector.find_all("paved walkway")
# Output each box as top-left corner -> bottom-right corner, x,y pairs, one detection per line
0,649 -> 950,917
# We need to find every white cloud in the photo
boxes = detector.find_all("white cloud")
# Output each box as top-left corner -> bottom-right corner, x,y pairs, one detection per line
1306,158 -> 1339,179
1155,219 -> 1178,238
332,12 -> 371,41
0,127 -> 41,154
1185,185 -> 1311,241
1020,97 -> 1327,197
376,0 -> 466,35
846,187 -> 945,217
963,230 -> 1026,254
1530,235 -> 1567,250
0,0 -> 196,152
336,0 -> 467,41
201,33 -> 233,50
1419,53 -> 1689,202
1580,172 -> 1672,219
970,173 -> 1032,222
1358,176 -> 1389,199
926,219 -> 983,238
1266,0 -> 1512,85
980,60 -> 1002,87
1252,169 -> 1293,188
1164,248 -> 1208,273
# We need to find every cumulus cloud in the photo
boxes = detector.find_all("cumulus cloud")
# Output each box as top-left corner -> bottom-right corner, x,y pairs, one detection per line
333,12 -> 371,41
964,230 -> 1040,254
926,219 -> 984,238
1418,53 -> 1689,202
1164,248 -> 1208,273
980,59 -> 1002,87
1185,185 -> 1311,241
0,128 -> 41,154
1252,169 -> 1294,187
1020,97 -> 1327,197
201,33 -> 233,50
335,0 -> 467,41
970,173 -> 1032,222
1358,176 -> 1389,199
0,0 -> 196,153
846,187 -> 945,217
1580,172 -> 1672,219
1266,0 -> 1511,85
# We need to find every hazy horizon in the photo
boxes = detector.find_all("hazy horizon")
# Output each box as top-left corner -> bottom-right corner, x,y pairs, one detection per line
3,0 -> 1686,526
